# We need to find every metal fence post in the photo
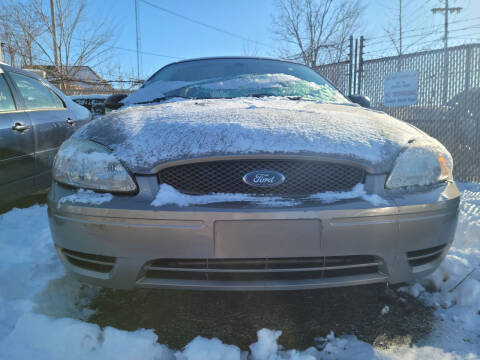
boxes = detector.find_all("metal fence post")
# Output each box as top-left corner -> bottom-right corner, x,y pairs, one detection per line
358,36 -> 364,94
353,38 -> 358,94
465,46 -> 471,91
348,36 -> 353,96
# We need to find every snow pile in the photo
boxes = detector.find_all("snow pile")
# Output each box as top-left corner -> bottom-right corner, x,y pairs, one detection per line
0,206 -> 98,342
76,97 -> 429,173
2,315 -> 172,360
58,189 -> 113,207
151,183 -> 387,207
394,183 -> 480,357
309,184 -> 388,206
0,183 -> 479,359
151,184 -> 300,207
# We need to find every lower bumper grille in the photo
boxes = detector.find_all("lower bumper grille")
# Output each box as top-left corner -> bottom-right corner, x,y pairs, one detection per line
407,244 -> 447,267
143,256 -> 382,282
61,248 -> 116,273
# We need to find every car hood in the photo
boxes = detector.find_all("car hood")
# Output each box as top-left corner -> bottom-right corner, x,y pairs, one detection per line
74,97 -> 430,174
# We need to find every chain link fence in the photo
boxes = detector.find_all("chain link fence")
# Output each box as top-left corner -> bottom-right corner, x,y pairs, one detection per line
317,43 -> 480,182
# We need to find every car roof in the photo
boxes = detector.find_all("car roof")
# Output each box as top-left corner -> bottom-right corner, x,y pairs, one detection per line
166,56 -> 305,67
144,56 -> 313,87
0,62 -> 45,80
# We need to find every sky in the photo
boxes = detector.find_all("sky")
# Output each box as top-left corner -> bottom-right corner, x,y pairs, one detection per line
85,0 -> 480,82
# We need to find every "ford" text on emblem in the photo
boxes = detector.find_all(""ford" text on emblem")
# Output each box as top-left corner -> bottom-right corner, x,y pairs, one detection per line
242,170 -> 286,188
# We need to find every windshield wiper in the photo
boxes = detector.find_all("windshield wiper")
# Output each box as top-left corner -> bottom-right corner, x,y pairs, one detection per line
251,93 -> 274,98
136,95 -> 192,105
251,94 -> 304,100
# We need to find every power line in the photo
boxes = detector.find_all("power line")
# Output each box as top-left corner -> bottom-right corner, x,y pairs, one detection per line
366,23 -> 480,48
107,44 -> 183,59
366,16 -> 480,42
5,27 -> 183,61
363,33 -> 480,58
7,30 -> 183,60
139,0 -> 269,48
431,0 -> 463,49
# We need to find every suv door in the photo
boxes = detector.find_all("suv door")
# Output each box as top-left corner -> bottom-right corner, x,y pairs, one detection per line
7,71 -> 78,187
0,70 -> 35,203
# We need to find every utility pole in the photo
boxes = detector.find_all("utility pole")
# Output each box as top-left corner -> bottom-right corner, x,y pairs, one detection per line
432,0 -> 462,49
134,0 -> 143,81
432,0 -> 462,104
399,0 -> 402,56
50,0 -> 58,67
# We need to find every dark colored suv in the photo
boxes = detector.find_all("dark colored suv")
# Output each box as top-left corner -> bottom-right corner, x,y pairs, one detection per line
0,63 -> 91,205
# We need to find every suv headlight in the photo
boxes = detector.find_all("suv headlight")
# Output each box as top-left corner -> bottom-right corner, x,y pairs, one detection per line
386,141 -> 453,189
53,138 -> 137,193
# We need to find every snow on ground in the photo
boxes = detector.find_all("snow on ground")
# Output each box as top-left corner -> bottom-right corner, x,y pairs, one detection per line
0,184 -> 479,359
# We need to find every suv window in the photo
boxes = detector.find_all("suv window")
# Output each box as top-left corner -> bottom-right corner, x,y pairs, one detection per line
9,72 -> 64,110
0,75 -> 16,112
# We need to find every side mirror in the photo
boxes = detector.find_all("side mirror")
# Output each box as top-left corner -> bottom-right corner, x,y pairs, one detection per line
105,93 -> 127,112
348,94 -> 371,108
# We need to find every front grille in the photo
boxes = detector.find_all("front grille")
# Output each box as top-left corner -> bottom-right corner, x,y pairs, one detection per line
407,244 -> 447,267
158,159 -> 365,196
62,248 -> 116,273
142,255 -> 382,282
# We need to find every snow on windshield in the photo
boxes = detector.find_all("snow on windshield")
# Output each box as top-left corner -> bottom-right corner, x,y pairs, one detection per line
123,80 -> 192,104
122,73 -> 345,105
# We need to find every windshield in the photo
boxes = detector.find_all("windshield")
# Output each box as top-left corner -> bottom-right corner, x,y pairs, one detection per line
123,58 -> 348,104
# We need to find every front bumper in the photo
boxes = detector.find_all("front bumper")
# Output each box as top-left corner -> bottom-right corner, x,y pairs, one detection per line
48,180 -> 460,291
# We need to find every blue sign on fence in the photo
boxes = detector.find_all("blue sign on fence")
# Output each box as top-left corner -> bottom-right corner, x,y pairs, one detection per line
384,71 -> 418,107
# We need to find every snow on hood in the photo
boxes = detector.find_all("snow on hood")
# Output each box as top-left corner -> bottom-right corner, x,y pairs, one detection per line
74,97 -> 431,174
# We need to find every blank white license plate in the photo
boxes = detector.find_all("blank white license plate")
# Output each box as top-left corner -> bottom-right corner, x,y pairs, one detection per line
214,219 -> 322,258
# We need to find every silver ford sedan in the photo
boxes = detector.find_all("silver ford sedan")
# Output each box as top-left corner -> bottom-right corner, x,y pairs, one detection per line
47,57 -> 460,291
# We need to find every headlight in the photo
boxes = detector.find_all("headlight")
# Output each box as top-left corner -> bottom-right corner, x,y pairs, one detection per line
53,138 -> 137,193
385,141 -> 453,189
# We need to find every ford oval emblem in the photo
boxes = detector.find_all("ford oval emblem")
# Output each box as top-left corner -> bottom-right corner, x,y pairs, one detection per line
242,170 -> 286,188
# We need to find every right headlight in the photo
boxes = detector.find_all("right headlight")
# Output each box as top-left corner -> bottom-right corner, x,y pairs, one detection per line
53,138 -> 137,193
385,141 -> 453,189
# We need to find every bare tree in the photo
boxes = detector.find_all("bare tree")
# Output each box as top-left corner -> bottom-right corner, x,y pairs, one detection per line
271,0 -> 364,67
0,0 -> 117,90
0,13 -> 18,66
100,62 -> 142,92
382,0 -> 436,56
0,0 -> 44,67
242,41 -> 259,57
30,0 -> 117,89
